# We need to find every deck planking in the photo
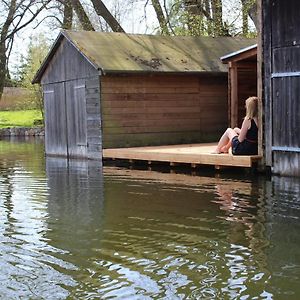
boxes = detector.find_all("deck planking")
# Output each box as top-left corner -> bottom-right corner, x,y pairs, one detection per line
103,143 -> 262,168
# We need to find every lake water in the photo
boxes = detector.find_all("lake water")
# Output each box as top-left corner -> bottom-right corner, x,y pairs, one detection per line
0,138 -> 300,299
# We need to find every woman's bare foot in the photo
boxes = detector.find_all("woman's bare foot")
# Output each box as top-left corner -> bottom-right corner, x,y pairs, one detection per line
211,149 -> 222,154
220,146 -> 229,153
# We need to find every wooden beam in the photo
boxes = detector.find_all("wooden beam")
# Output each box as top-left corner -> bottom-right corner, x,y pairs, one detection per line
257,0 -> 265,171
261,0 -> 272,168
229,48 -> 257,63
229,62 -> 238,128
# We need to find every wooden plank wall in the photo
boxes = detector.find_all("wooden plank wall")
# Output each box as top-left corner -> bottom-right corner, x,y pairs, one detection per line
40,38 -> 102,160
100,74 -> 228,148
265,0 -> 300,176
262,0 -> 272,167
237,65 -> 257,127
41,38 -> 98,85
86,77 -> 102,159
44,83 -> 68,156
65,79 -> 88,158
43,77 -> 102,160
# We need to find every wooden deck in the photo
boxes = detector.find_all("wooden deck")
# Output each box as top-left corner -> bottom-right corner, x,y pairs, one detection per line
103,143 -> 262,168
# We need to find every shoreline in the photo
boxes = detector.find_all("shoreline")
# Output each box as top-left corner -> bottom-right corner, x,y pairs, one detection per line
0,127 -> 44,137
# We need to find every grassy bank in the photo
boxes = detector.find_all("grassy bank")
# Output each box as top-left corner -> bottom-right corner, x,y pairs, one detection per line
0,110 -> 43,128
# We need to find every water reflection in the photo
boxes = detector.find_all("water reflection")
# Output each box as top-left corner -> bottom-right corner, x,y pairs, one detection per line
1,139 -> 300,299
101,168 -> 271,299
45,157 -> 105,298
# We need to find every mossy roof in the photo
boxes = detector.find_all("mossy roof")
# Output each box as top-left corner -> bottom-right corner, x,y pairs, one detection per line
33,30 -> 256,83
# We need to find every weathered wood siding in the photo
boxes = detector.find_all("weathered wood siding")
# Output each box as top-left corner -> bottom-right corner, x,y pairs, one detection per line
263,0 -> 300,176
65,79 -> 88,158
44,83 -> 68,156
40,38 -> 102,160
86,77 -> 102,159
101,74 -> 228,148
43,77 -> 101,159
41,38 -> 97,85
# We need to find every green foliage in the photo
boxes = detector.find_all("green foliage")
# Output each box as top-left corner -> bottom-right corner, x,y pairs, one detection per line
162,0 -> 257,37
18,34 -> 50,119
164,0 -> 225,36
0,110 -> 43,128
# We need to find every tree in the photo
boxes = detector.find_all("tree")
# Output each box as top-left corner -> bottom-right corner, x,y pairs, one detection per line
151,0 -> 257,37
240,0 -> 257,30
62,0 -> 73,29
151,0 -> 170,35
211,0 -> 224,36
0,0 -> 50,100
19,34 -> 50,120
71,0 -> 95,30
90,0 -> 125,32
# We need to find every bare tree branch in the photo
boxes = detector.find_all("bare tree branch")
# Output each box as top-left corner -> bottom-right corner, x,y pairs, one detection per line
62,0 -> 73,29
151,0 -> 169,35
90,0 -> 125,32
6,1 -> 51,41
71,0 -> 94,31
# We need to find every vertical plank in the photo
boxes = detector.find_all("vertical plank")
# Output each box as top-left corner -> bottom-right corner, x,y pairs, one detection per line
262,0 -> 273,167
43,83 -> 68,156
65,79 -> 88,158
229,62 -> 238,128
257,0 -> 265,167
41,38 -> 98,85
86,76 -> 102,160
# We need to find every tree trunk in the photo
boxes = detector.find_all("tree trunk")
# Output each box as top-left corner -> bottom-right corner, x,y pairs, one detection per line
240,0 -> 257,30
242,0 -> 249,35
0,44 -> 7,100
211,0 -> 223,36
151,0 -> 169,35
0,0 -> 17,100
183,0 -> 206,35
63,0 -> 73,29
204,0 -> 212,35
90,0 -> 125,32
71,0 -> 95,31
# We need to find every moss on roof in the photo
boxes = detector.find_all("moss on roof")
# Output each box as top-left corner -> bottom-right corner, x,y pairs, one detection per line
33,30 -> 256,82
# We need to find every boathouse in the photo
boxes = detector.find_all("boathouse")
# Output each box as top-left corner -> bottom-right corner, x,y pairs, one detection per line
261,0 -> 300,176
33,30 -> 254,160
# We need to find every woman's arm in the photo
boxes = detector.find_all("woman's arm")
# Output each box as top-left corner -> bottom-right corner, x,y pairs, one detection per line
238,118 -> 251,142
234,127 -> 241,135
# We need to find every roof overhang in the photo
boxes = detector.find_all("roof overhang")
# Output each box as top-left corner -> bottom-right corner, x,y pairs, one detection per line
220,44 -> 257,64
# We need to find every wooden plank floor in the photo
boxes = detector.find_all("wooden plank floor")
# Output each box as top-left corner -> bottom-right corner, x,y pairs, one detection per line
103,143 -> 262,168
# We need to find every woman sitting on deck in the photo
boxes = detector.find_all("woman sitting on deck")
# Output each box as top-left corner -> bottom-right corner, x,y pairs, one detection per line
213,96 -> 258,155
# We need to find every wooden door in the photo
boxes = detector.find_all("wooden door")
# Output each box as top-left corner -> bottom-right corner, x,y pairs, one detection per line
44,83 -> 68,156
65,79 -> 88,158
264,0 -> 300,175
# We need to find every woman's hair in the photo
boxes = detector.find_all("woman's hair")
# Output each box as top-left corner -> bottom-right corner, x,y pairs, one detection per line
245,96 -> 258,119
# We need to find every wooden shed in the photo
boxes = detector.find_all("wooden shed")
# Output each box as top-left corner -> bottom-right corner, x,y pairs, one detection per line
33,30 -> 254,160
261,0 -> 300,176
